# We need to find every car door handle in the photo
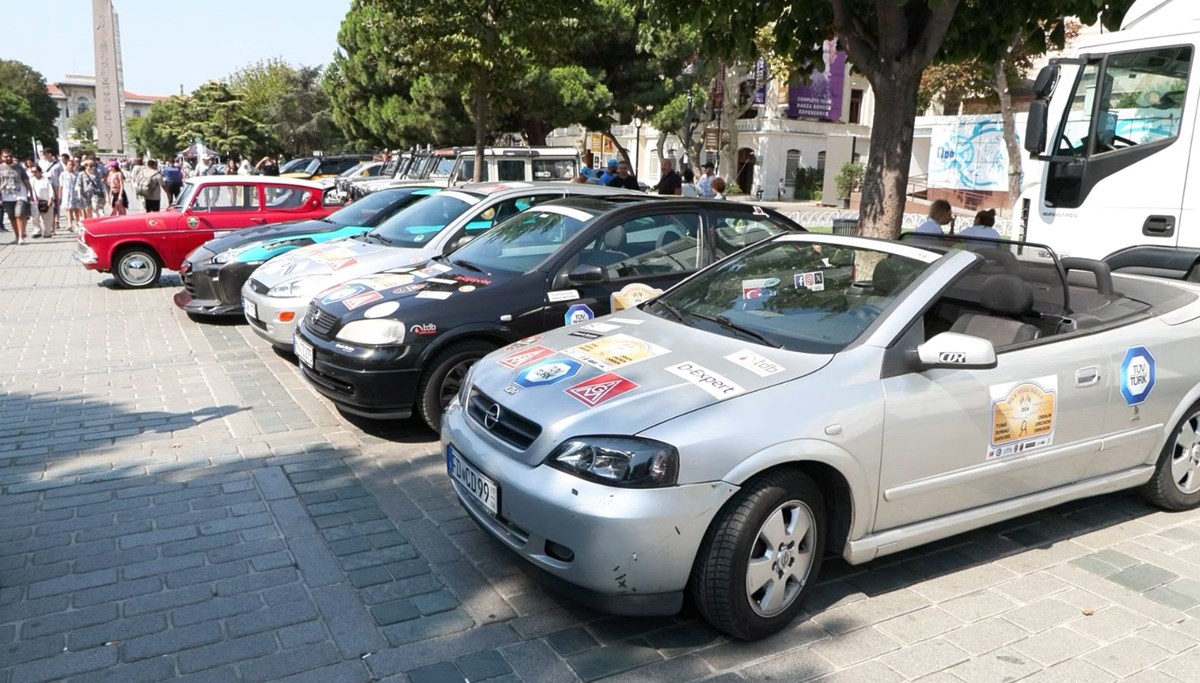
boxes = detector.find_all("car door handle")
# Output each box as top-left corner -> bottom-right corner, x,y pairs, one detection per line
1143,215 -> 1176,237
1076,366 -> 1101,387
249,218 -> 266,224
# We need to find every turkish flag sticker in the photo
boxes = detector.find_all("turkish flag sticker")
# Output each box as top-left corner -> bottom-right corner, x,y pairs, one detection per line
565,372 -> 639,408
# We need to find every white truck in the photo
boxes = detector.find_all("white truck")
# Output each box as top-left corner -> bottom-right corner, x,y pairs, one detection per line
1022,0 -> 1200,275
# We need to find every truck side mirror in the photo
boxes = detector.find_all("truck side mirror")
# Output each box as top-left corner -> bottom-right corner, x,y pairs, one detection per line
1032,65 -> 1059,98
1025,100 -> 1049,156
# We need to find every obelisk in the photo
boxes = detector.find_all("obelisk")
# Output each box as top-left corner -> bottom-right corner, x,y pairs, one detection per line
92,0 -> 126,152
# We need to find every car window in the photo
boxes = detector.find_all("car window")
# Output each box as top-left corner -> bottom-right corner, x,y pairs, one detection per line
452,207 -> 595,274
711,214 -> 792,259
654,240 -> 933,353
192,184 -> 260,212
264,186 -> 311,210
462,194 -> 560,236
532,158 -> 577,181
497,160 -> 525,181
585,213 -> 702,279
369,192 -> 479,247
328,190 -> 424,226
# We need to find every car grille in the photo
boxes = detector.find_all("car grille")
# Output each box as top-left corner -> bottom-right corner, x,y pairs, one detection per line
305,304 -> 338,340
248,278 -> 269,295
467,389 -> 541,450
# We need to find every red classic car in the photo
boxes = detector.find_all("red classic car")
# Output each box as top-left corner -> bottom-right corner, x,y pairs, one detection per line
74,176 -> 336,288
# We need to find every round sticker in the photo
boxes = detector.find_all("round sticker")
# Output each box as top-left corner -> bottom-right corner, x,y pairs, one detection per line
459,285 -> 476,292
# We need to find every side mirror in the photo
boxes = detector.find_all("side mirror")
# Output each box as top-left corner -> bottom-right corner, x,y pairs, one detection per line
1025,100 -> 1048,156
915,332 -> 997,370
566,263 -> 606,285
1032,64 -> 1059,99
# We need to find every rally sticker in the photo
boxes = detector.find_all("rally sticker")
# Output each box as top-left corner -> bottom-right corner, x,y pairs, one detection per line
320,283 -> 368,304
988,375 -> 1057,460
725,349 -> 785,377
563,334 -> 670,371
548,289 -> 580,303
497,345 -> 555,369
1121,346 -> 1155,406
795,271 -> 825,291
186,216 -> 200,229
515,359 -> 582,388
426,278 -> 457,285
565,304 -> 594,326
611,283 -> 663,311
665,361 -> 745,399
741,278 -> 779,300
566,373 -> 639,407
392,284 -> 426,295
415,290 -> 452,300
502,335 -> 543,352
609,317 -> 644,325
458,285 -> 476,293
569,330 -> 605,340
368,273 -> 416,288
581,322 -> 619,333
343,291 -> 384,310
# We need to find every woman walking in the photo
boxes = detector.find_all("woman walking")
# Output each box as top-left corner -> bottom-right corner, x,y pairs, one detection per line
106,161 -> 127,216
62,160 -> 84,230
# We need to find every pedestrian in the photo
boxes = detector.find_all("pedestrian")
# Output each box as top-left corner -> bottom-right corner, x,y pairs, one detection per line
255,156 -> 280,176
711,177 -> 728,200
239,156 -> 253,175
130,157 -> 148,209
571,168 -> 590,184
1,148 -> 35,244
697,161 -> 716,198
681,168 -> 699,197
142,160 -> 164,212
959,208 -> 1001,239
598,159 -> 619,185
106,161 -> 127,216
28,165 -> 55,238
605,160 -> 640,190
914,199 -> 954,235
195,156 -> 210,177
84,160 -> 107,218
162,160 -> 183,206
62,159 -> 85,231
655,158 -> 683,195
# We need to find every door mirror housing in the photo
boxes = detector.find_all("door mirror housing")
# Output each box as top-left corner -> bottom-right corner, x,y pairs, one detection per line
1025,100 -> 1049,157
566,263 -> 606,285
915,332 -> 997,370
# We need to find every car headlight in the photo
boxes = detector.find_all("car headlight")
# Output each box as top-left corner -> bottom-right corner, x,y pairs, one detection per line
267,277 -> 318,298
213,249 -> 234,265
335,319 -> 406,345
546,436 -> 679,488
454,365 -> 478,409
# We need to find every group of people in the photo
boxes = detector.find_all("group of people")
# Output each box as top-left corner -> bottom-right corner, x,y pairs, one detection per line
571,157 -> 729,199
914,199 -> 1002,239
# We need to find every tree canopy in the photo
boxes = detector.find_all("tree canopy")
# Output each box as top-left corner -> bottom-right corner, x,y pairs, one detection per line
0,60 -> 59,153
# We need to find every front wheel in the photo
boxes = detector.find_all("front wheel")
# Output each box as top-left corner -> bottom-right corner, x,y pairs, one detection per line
691,469 -> 826,640
416,340 -> 496,431
113,247 -> 162,289
1141,399 -> 1200,511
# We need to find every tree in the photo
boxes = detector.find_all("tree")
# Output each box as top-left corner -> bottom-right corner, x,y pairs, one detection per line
229,60 -> 345,156
0,60 -> 58,152
651,0 -> 1132,240
70,110 -> 96,142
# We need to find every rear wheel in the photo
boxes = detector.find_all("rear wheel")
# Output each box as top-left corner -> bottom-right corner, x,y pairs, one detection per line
691,469 -> 826,640
113,246 -> 162,289
416,340 -> 496,431
1141,400 -> 1200,511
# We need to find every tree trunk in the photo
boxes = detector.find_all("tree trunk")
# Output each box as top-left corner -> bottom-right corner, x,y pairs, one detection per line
994,57 -> 1022,209
472,73 -> 488,182
603,131 -> 631,165
858,70 -> 921,240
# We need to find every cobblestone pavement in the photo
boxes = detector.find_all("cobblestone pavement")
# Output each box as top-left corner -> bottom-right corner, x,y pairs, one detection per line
5,236 -> 1200,682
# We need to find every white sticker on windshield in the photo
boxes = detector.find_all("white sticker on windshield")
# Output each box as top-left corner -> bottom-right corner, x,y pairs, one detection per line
548,289 -> 580,302
665,361 -> 746,399
725,349 -> 785,377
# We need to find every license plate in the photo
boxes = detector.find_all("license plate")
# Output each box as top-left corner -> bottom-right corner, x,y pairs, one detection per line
244,298 -> 258,320
447,446 -> 499,515
294,336 -> 314,368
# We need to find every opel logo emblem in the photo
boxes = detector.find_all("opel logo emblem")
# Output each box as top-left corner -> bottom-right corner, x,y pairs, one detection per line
483,404 -> 501,430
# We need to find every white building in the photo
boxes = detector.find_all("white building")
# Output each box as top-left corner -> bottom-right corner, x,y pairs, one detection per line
46,75 -> 168,152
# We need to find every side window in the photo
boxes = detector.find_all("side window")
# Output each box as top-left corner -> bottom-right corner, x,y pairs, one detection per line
193,184 -> 260,211
264,186 -> 310,210
532,158 -> 577,181
1055,62 -> 1101,157
711,214 -> 789,259
496,159 -> 525,181
784,150 -> 801,188
582,213 -> 702,279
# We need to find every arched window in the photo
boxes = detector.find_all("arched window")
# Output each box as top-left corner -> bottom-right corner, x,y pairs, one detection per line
817,151 -> 827,171
784,149 -> 801,187
76,98 -> 90,114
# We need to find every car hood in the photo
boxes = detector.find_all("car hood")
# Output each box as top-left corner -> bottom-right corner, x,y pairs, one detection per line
201,218 -> 338,255
312,260 -> 510,320
83,210 -> 181,235
467,308 -> 833,466
250,237 -> 431,289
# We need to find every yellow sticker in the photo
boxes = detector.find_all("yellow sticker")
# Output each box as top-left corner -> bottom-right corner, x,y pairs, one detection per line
610,283 -> 663,312
988,375 -> 1057,460
562,333 -> 669,371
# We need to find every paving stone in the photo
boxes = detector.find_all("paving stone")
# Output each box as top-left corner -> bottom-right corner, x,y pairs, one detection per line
1003,598 -> 1082,633
412,589 -> 458,616
878,637 -> 971,679
67,613 -> 166,651
809,625 -> 900,667
240,642 -> 341,683
811,660 -> 904,683
382,608 -> 475,647
1011,625 -> 1100,666
1084,634 -> 1173,677
501,640 -> 581,683
171,594 -> 262,627
942,615 -> 1028,656
121,622 -> 224,662
1070,605 -> 1151,642
875,606 -> 963,645
20,603 -> 118,639
64,655 -> 176,683
548,627 -> 602,656
946,647 -> 1041,682
10,643 -> 118,683
1109,564 -> 1179,592
456,650 -> 512,680
408,662 -> 464,683
565,641 -> 664,682
347,566 -> 392,589
176,632 -> 277,674
73,575 -> 162,607
312,582 -> 387,658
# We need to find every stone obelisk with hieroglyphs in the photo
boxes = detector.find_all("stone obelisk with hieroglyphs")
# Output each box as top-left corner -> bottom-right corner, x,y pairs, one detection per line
92,0 -> 126,152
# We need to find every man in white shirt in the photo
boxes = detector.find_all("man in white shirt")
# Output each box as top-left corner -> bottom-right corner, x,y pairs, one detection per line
1,148 -> 34,244
697,162 -> 716,198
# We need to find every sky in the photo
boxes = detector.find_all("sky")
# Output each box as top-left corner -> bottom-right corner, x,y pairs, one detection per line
6,0 -> 353,96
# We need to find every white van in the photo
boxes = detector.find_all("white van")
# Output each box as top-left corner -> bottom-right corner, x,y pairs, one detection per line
447,147 -> 580,185
1021,0 -> 1200,262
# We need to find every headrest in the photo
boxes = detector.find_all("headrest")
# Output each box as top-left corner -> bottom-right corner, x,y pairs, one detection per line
604,226 -> 626,249
872,257 -> 907,294
980,274 -> 1034,316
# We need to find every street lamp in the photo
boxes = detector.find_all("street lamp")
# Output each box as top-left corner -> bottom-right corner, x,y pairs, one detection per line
633,115 -> 643,178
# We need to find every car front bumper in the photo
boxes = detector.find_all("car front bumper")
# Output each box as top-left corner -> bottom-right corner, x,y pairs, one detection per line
241,280 -> 310,347
177,260 -> 261,316
441,401 -> 738,615
293,324 -> 423,419
74,239 -> 100,269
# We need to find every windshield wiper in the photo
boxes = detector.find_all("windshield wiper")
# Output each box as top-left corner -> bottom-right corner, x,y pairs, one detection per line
688,311 -> 783,348
450,258 -> 485,273
650,299 -> 685,323
364,232 -> 392,245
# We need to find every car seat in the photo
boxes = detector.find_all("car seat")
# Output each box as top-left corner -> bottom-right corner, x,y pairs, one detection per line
950,274 -> 1040,347
579,226 -> 629,267
656,230 -> 682,250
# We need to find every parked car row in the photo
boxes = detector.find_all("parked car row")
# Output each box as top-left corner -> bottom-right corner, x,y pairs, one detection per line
72,178 -> 1200,641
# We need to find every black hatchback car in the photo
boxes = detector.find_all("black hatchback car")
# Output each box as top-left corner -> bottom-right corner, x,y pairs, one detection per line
293,197 -> 804,428
175,187 -> 437,317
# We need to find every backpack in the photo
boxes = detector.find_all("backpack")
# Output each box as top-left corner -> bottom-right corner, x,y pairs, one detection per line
133,168 -> 153,197
162,166 -> 182,185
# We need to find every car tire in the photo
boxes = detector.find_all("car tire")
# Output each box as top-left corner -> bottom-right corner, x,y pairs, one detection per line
112,246 -> 162,289
416,339 -> 496,431
691,469 -> 826,641
1140,399 -> 1200,511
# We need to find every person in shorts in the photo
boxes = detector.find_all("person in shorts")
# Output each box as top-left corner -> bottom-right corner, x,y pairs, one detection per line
0,148 -> 35,244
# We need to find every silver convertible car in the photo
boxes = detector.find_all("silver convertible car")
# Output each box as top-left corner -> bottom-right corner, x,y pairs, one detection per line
442,232 -> 1200,640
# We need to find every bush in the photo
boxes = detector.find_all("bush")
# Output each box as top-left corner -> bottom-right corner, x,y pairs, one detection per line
792,167 -> 822,200
728,182 -> 744,195
835,161 -> 865,199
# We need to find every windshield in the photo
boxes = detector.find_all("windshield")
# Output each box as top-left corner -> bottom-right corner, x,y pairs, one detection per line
279,158 -> 312,173
173,181 -> 197,210
327,189 -> 424,227
653,240 -> 934,353
367,192 -> 479,248
339,162 -> 366,178
451,207 -> 594,275
430,157 -> 455,178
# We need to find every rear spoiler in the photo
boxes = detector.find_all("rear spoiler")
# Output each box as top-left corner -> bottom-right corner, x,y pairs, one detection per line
1103,245 -> 1200,282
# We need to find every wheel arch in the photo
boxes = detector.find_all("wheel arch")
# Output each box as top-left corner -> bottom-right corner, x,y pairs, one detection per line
415,323 -> 521,367
111,239 -> 164,265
